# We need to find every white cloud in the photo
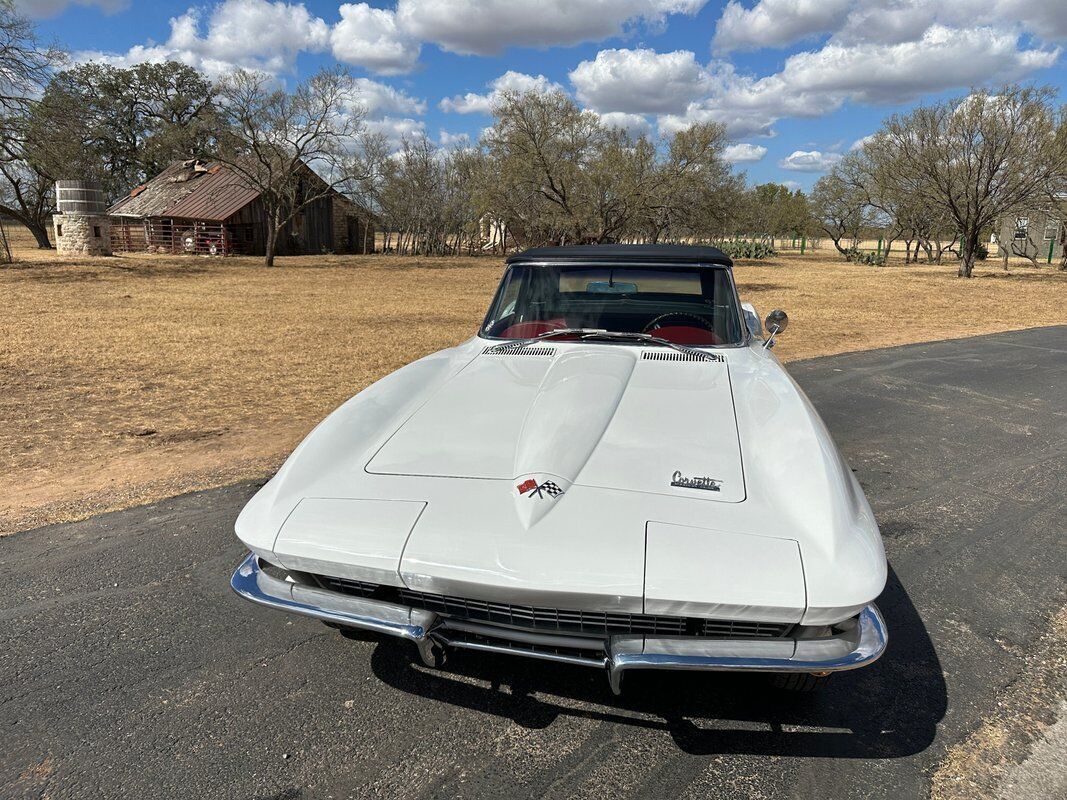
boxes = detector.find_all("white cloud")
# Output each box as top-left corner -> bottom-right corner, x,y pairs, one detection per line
723,142 -> 768,163
779,150 -> 842,172
349,77 -> 425,117
341,79 -> 426,149
440,70 -> 565,114
596,112 -> 653,138
769,25 -> 1057,105
713,0 -> 851,53
658,24 -> 1056,138
569,48 -> 710,115
365,116 -> 426,147
439,130 -> 472,148
713,0 -> 1067,54
331,3 -> 420,75
394,0 -> 709,57
850,134 -> 875,151
78,0 -> 330,77
14,0 -> 127,17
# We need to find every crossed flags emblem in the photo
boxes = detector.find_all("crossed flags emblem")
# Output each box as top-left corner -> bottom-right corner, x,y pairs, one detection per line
516,478 -> 565,499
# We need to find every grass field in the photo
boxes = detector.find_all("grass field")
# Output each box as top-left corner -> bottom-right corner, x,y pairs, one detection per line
3,224 -> 1067,534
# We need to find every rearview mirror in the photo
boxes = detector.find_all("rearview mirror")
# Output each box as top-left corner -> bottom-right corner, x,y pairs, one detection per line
586,281 -> 638,294
763,309 -> 788,349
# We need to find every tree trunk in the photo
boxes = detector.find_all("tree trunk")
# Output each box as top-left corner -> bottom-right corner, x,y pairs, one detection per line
264,223 -> 278,267
827,231 -> 849,257
958,230 -> 979,278
26,219 -> 52,249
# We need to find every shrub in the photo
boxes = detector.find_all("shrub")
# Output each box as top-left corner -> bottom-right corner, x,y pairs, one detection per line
714,239 -> 778,260
843,246 -> 886,266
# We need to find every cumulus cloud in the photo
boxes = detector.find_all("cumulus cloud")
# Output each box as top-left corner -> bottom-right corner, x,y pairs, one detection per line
657,24 -> 1056,138
850,134 -> 875,151
349,77 -> 425,117
78,0 -> 330,77
713,0 -> 1067,54
440,71 -> 565,114
569,49 -> 710,115
779,150 -> 842,172
769,25 -> 1056,105
394,0 -> 709,57
365,116 -> 426,147
337,78 -> 426,150
713,0 -> 851,54
596,112 -> 653,138
14,0 -> 127,17
723,143 -> 768,163
438,130 -> 472,148
331,3 -> 420,75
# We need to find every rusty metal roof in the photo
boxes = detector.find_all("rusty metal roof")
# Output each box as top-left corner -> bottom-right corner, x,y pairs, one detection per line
108,160 -> 259,222
108,158 -> 378,223
164,165 -> 260,221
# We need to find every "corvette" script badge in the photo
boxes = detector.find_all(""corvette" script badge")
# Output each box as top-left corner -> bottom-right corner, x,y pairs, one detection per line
670,471 -> 722,491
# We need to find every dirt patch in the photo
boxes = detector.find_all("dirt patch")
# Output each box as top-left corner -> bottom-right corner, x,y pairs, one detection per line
931,606 -> 1067,800
3,230 -> 1067,534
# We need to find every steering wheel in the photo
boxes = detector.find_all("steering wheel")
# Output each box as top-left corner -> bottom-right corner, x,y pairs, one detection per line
643,312 -> 716,335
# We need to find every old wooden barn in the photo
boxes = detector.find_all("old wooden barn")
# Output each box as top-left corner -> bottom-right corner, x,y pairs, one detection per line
108,159 -> 376,256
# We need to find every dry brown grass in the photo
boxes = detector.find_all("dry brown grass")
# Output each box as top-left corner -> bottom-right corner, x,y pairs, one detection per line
2,223 -> 1066,533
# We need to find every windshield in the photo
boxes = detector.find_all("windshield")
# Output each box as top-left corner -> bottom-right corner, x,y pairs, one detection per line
481,264 -> 743,345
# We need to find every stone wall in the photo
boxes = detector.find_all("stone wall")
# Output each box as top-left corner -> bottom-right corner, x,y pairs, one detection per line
331,195 -> 375,254
54,213 -> 112,256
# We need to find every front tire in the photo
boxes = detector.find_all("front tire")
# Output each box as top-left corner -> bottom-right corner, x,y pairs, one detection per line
770,672 -> 832,692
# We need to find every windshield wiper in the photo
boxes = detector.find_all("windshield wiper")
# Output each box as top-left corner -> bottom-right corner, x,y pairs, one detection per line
502,327 -> 720,362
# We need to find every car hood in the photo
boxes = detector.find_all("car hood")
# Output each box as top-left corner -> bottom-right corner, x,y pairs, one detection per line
365,345 -> 745,526
235,339 -> 886,626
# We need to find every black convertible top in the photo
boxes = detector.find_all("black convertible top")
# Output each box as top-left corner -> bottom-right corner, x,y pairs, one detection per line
506,243 -> 733,267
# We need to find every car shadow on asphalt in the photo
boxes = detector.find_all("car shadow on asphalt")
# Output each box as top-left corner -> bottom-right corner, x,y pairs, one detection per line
366,566 -> 946,758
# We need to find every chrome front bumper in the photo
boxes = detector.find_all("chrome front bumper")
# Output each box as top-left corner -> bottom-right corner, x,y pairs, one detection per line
231,553 -> 887,694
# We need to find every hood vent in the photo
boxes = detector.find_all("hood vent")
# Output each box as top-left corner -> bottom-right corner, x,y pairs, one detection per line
642,350 -> 724,363
482,344 -> 555,357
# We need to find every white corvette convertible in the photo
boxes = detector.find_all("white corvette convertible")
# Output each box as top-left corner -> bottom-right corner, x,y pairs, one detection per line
232,244 -> 887,694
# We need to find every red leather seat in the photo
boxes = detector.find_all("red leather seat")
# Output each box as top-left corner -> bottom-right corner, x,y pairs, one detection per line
499,319 -> 567,339
649,326 -> 720,345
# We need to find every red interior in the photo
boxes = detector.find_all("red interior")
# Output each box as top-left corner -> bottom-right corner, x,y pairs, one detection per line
498,319 -> 567,339
497,319 -> 719,345
648,326 -> 721,345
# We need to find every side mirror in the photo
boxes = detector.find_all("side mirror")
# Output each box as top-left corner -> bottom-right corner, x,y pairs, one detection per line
763,309 -> 788,349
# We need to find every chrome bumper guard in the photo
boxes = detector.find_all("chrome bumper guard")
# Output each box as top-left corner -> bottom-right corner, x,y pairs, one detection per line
232,553 -> 887,694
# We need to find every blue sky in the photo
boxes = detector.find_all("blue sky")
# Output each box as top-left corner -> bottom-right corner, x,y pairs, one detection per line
20,0 -> 1067,190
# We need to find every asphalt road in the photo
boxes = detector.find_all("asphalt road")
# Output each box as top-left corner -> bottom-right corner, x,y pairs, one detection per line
3,327 -> 1066,800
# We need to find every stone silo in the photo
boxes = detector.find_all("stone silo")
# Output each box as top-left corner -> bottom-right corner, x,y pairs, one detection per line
53,180 -> 112,256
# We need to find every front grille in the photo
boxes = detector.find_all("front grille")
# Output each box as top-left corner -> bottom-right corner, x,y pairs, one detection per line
313,574 -> 792,640
398,588 -> 689,636
701,619 -> 792,638
318,575 -> 380,598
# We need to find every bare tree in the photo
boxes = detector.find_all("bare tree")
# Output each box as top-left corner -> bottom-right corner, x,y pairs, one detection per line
215,67 -> 365,267
810,170 -> 869,257
480,91 -> 738,246
876,86 -> 1067,277
0,0 -> 63,248
484,90 -> 603,244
